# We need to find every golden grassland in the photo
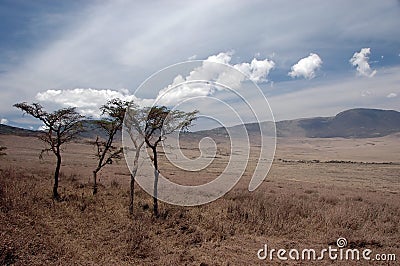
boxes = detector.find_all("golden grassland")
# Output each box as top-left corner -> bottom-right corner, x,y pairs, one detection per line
0,135 -> 399,265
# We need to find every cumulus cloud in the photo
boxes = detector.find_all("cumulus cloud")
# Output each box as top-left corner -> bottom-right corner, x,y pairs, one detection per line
387,92 -> 397,98
349,48 -> 377,77
234,58 -> 275,83
155,51 -> 275,105
189,51 -> 274,84
36,88 -> 152,117
156,83 -> 213,106
0,118 -> 8,125
33,52 -> 275,113
1,1 -> 399,130
288,53 -> 323,79
206,51 -> 234,65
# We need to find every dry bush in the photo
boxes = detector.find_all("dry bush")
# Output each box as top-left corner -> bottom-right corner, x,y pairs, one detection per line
0,146 -> 6,156
122,220 -> 154,259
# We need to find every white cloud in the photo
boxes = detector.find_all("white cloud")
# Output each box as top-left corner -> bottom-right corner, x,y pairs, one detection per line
35,88 -> 152,117
270,66 -> 400,121
33,52 -> 275,113
387,92 -> 397,98
288,53 -> 322,79
38,125 -> 49,131
0,118 -> 8,125
349,48 -> 377,77
187,51 -> 274,84
361,90 -> 373,97
155,51 -> 275,106
152,66 -> 400,125
205,51 -> 233,65
234,58 -> 275,83
1,1 -> 400,129
156,83 -> 212,106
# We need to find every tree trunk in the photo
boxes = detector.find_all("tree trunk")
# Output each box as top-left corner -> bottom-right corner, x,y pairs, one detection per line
93,170 -> 98,195
129,142 -> 144,216
129,169 -> 136,215
53,152 -> 62,200
152,147 -> 159,217
153,170 -> 160,217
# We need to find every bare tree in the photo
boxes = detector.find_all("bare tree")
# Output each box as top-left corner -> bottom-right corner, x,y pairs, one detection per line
92,99 -> 132,195
14,102 -> 84,199
144,106 -> 198,217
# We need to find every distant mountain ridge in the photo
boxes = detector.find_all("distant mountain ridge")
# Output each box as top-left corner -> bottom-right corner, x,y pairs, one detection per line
277,108 -> 400,138
0,124 -> 40,137
200,108 -> 400,138
1,108 -> 400,139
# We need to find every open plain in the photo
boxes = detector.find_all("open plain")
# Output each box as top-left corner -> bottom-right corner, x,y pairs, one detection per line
0,133 -> 399,265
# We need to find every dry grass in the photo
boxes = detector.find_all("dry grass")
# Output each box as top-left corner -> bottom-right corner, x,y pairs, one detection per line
0,135 -> 399,265
1,165 -> 399,265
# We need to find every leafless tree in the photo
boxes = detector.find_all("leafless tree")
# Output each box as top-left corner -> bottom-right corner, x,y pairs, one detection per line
14,102 -> 84,199
144,106 -> 198,217
92,99 -> 132,195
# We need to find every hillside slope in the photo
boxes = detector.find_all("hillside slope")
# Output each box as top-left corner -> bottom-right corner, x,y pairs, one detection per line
2,108 -> 400,139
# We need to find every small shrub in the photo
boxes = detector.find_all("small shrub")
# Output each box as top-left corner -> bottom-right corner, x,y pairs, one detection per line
0,146 -> 6,156
110,179 -> 120,188
0,246 -> 18,265
320,196 -> 340,206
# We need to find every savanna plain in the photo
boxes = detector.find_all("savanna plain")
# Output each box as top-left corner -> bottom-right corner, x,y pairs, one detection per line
0,133 -> 399,265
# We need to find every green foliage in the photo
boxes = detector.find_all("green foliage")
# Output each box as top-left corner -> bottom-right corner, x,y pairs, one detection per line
13,102 -> 85,156
13,102 -> 85,199
144,106 -> 198,148
93,99 -> 135,170
142,105 -> 198,217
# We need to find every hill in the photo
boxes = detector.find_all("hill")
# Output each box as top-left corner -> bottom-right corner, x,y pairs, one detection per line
0,124 -> 41,137
2,108 -> 400,139
200,108 -> 400,138
0,120 -> 113,141
277,108 -> 400,138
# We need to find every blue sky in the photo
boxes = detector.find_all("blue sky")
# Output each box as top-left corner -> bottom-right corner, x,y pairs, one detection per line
0,0 -> 399,129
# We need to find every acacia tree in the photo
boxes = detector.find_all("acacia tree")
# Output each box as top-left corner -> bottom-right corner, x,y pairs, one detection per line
144,106 -> 198,217
92,98 -> 133,195
14,102 -> 84,199
123,105 -> 148,215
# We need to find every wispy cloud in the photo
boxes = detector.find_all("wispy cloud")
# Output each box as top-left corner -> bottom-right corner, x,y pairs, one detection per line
1,1 -> 400,128
288,53 -> 322,79
349,48 -> 377,77
387,92 -> 397,98
271,66 -> 400,120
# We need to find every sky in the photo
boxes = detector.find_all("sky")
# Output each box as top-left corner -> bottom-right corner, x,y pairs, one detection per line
0,0 -> 399,130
